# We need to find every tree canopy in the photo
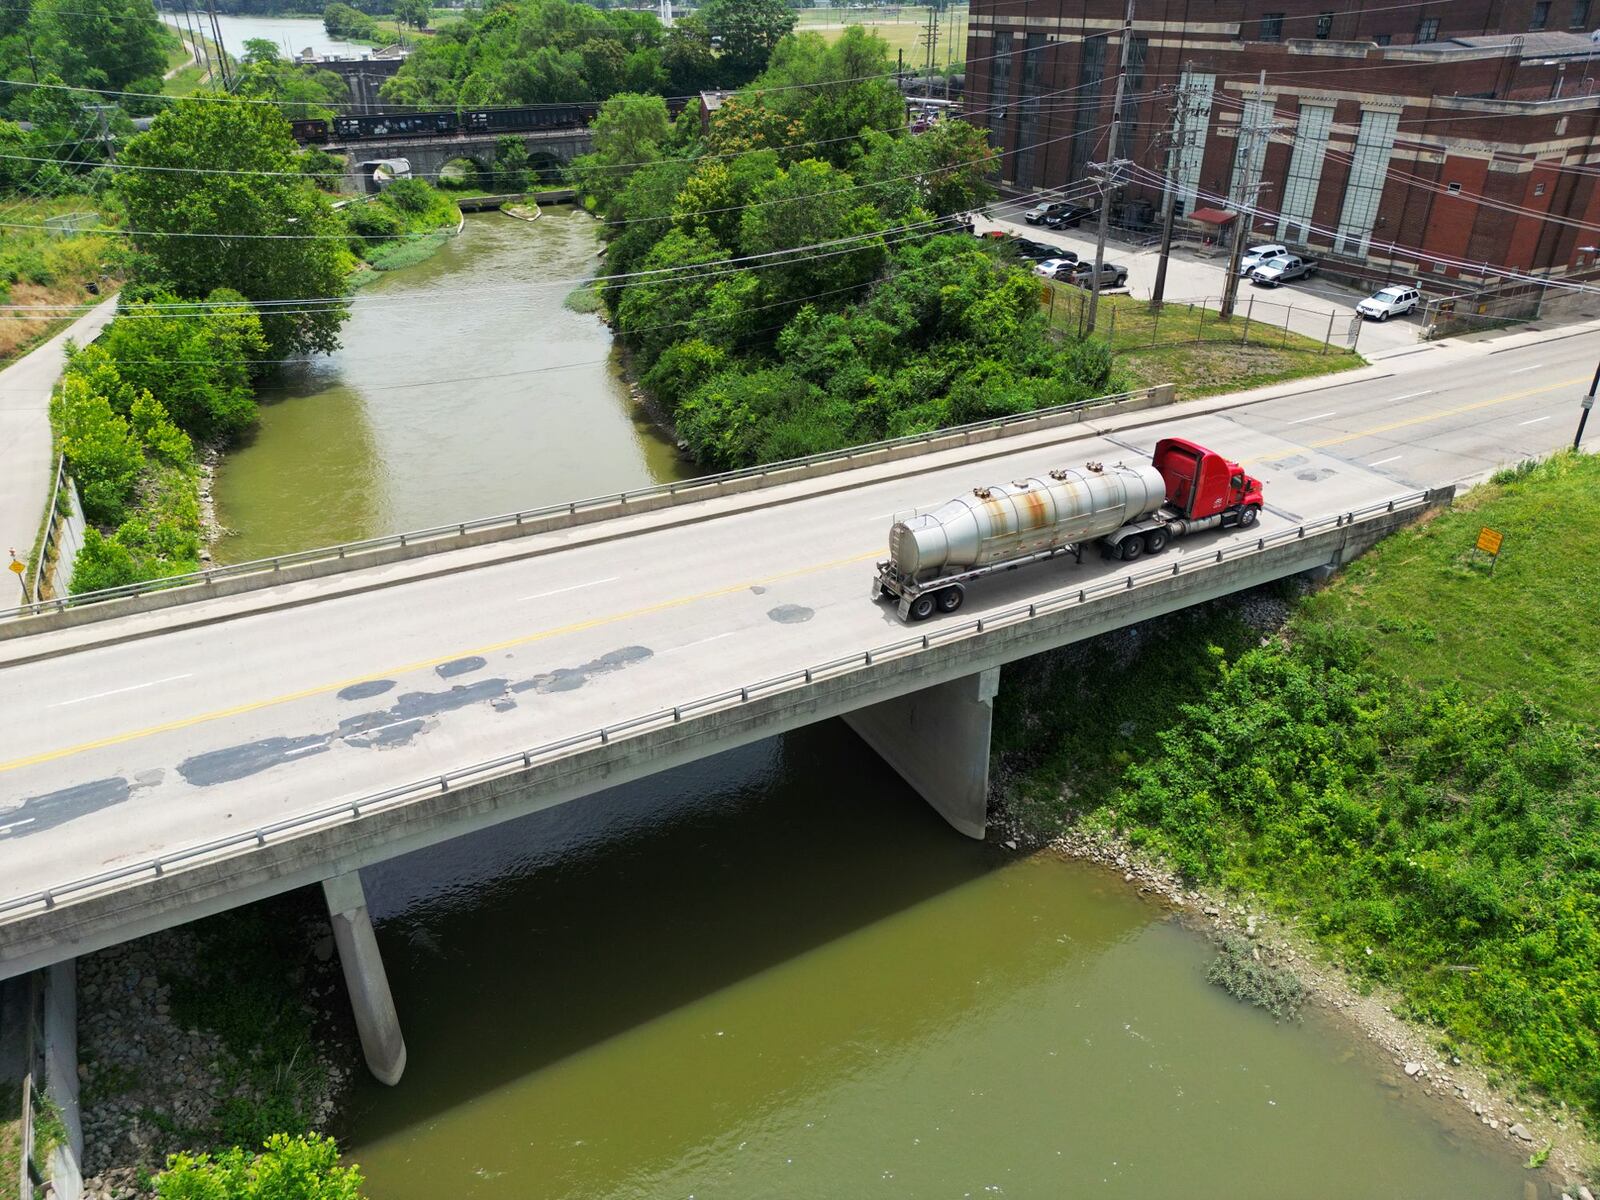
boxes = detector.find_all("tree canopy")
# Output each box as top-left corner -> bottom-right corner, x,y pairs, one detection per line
118,98 -> 352,357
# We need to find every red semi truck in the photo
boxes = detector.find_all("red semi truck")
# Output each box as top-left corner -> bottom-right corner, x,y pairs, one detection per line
874,438 -> 1266,621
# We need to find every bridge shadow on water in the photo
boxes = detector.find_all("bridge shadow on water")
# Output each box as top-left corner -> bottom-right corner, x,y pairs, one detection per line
345,718 -> 1016,1139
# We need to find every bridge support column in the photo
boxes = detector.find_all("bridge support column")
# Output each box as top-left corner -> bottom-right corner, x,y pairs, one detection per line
323,871 -> 406,1086
844,667 -> 999,839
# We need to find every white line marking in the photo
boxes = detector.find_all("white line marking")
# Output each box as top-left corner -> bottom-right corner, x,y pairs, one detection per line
1507,364 -> 1544,375
49,673 -> 192,708
1288,411 -> 1337,424
1518,416 -> 1552,425
1368,455 -> 1404,466
1387,390 -> 1434,403
516,577 -> 618,602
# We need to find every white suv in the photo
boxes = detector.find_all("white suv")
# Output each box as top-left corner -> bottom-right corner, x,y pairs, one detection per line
1239,244 -> 1288,275
1357,285 -> 1421,321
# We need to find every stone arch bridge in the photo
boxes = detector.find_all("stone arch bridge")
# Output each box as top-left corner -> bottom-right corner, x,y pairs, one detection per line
330,127 -> 594,193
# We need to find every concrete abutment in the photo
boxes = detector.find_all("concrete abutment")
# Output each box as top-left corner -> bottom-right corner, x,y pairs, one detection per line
322,871 -> 406,1086
845,667 -> 1001,839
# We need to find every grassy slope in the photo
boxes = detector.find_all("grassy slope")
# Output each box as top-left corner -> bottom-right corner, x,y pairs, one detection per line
797,5 -> 968,66
995,452 -> 1600,1121
0,199 -> 118,368
1043,284 -> 1365,399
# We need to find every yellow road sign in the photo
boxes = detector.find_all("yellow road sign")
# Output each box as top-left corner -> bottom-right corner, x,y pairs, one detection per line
7,558 -> 24,575
1475,527 -> 1504,556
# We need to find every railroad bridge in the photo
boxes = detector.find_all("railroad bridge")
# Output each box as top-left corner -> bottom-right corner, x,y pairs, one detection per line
329,127 -> 594,192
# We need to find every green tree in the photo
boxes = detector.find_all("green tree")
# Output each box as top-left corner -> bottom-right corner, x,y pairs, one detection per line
392,0 -> 430,31
568,92 -> 672,212
753,28 -> 903,167
661,14 -> 716,94
699,0 -> 795,82
324,1 -> 380,41
857,117 -> 997,220
235,39 -> 351,119
737,157 -> 887,310
51,372 -> 143,525
704,93 -> 803,160
118,98 -> 352,357
155,1133 -> 365,1200
26,0 -> 165,93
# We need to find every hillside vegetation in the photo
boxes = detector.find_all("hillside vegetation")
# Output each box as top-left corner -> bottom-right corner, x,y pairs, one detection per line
996,452 -> 1600,1121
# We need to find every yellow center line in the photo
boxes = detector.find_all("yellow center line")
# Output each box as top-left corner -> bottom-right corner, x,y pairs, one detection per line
1243,375 -> 1587,464
1,548 -> 883,774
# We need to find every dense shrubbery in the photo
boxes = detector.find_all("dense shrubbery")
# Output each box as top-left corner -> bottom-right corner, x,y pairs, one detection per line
324,1 -> 382,41
573,35 -> 1122,468
343,177 -> 461,271
997,454 -> 1600,1121
53,297 -> 268,593
155,1134 -> 364,1200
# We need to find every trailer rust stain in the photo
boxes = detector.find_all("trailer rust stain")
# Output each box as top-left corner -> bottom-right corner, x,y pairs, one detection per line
1021,489 -> 1048,530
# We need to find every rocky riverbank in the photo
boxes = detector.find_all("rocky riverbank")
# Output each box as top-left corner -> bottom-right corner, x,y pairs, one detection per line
990,584 -> 1599,1196
76,894 -> 355,1199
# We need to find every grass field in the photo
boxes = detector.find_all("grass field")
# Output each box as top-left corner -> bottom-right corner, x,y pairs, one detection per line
797,5 -> 969,68
1040,284 -> 1365,399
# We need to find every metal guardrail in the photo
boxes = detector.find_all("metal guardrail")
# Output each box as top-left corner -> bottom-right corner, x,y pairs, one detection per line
0,490 -> 1431,924
0,386 -> 1160,622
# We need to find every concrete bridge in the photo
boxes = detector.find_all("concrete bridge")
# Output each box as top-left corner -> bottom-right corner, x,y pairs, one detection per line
331,127 -> 594,192
0,325 -> 1590,1092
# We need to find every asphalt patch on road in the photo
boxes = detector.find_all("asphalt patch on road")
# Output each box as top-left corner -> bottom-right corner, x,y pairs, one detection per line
338,679 -> 396,702
0,777 -> 132,839
179,734 -> 330,787
172,648 -> 657,786
768,604 -> 814,624
436,656 -> 487,679
511,646 -> 653,694
1295,467 -> 1336,482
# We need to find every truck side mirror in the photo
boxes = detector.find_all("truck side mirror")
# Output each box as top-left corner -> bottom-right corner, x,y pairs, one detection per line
1230,473 -> 1244,488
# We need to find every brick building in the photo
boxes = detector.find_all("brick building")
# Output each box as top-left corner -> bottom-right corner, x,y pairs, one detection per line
965,0 -> 1600,283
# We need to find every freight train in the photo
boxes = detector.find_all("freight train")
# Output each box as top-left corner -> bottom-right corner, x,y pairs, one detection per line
873,438 -> 1265,621
291,98 -> 688,145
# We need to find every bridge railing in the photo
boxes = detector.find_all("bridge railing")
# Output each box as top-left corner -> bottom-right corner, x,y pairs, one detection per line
0,385 -> 1167,623
0,489 -> 1434,924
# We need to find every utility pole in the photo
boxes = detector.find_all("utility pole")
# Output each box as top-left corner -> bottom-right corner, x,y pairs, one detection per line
206,1 -> 231,90
921,6 -> 939,78
1151,72 -> 1195,311
1220,69 -> 1269,320
1576,357 -> 1598,450
1085,0 -> 1135,335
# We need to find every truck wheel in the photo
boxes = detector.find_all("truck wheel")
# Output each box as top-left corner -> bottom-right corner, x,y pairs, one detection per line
1143,529 -> 1168,555
909,594 -> 937,621
936,586 -> 965,613
1119,536 -> 1143,562
1239,505 -> 1260,527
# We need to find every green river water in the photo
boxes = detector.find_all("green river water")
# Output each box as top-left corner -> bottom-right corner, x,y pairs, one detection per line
214,212 -> 1532,1198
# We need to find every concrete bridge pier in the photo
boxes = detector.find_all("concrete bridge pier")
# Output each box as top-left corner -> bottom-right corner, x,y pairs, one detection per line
322,871 -> 406,1085
845,667 -> 1000,839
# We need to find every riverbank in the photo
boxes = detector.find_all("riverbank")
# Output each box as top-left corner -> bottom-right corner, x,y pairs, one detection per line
993,452 -> 1600,1192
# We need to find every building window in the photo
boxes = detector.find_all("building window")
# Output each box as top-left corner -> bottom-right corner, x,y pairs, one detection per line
1260,12 -> 1284,40
1534,181 -> 1547,196
1277,102 -> 1333,243
1416,16 -> 1440,41
1334,108 -> 1400,257
1572,0 -> 1591,28
1530,1 -> 1551,29
1446,181 -> 1462,193
1316,11 -> 1334,37
1067,35 -> 1107,183
1374,32 -> 1392,44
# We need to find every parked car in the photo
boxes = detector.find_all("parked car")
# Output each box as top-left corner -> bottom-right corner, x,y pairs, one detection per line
1357,285 -> 1421,321
1043,203 -> 1097,229
1064,260 -> 1129,288
1034,257 -> 1077,277
1024,200 -> 1076,225
1019,240 -> 1073,261
1238,243 -> 1289,275
1249,255 -> 1319,286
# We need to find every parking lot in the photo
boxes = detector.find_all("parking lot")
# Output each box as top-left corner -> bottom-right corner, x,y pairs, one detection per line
974,209 -> 1426,358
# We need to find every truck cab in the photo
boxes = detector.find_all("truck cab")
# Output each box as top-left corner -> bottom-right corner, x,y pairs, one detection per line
1152,437 -> 1264,522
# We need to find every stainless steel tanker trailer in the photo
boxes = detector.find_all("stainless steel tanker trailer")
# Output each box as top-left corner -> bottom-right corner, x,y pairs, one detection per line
873,437 -> 1265,622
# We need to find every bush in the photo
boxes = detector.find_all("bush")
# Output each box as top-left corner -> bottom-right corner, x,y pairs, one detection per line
344,202 -> 404,244
155,1133 -> 364,1200
1206,935 -> 1306,1020
52,374 -> 143,525
381,176 -> 433,214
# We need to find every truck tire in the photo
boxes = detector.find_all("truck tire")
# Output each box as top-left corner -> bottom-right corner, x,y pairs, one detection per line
936,586 -> 965,613
1119,536 -> 1143,562
909,593 -> 937,621
1143,528 -> 1168,555
1239,505 -> 1260,527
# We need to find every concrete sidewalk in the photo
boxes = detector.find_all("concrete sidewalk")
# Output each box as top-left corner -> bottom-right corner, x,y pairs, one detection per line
0,297 -> 118,584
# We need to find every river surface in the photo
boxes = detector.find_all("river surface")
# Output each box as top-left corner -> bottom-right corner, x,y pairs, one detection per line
163,12 -> 373,60
213,210 -> 684,561
216,207 -> 1529,1197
